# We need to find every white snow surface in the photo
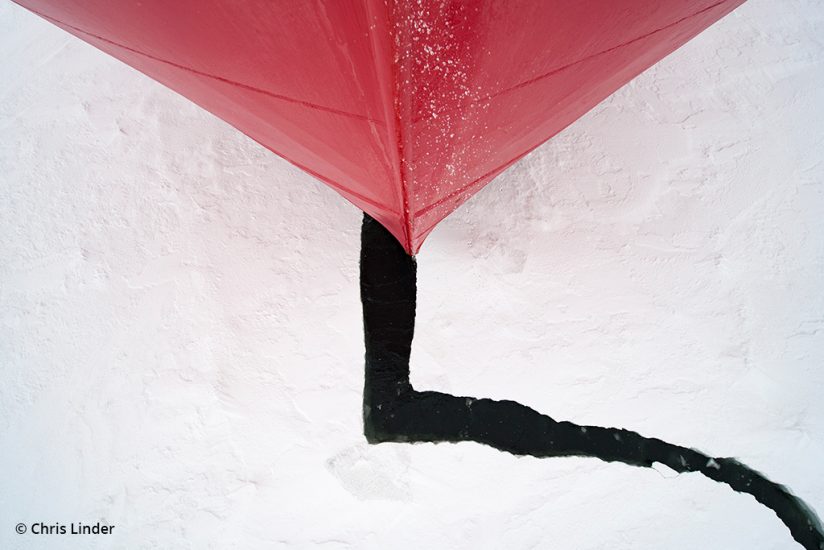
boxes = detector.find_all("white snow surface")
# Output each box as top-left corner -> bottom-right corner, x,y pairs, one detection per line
2,1 -> 823,548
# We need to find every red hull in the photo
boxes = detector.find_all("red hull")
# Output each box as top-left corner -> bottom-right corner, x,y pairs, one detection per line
14,0 -> 745,253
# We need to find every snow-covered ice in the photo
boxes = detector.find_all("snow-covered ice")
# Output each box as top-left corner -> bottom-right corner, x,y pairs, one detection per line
2,1 -> 823,548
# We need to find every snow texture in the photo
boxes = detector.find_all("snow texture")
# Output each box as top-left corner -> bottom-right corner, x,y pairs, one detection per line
1,0 -> 823,548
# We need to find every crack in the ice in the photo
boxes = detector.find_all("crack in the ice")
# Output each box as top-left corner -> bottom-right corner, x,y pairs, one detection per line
359,212 -> 824,550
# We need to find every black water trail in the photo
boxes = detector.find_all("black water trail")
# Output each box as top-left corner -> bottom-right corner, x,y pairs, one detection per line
359,213 -> 823,550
